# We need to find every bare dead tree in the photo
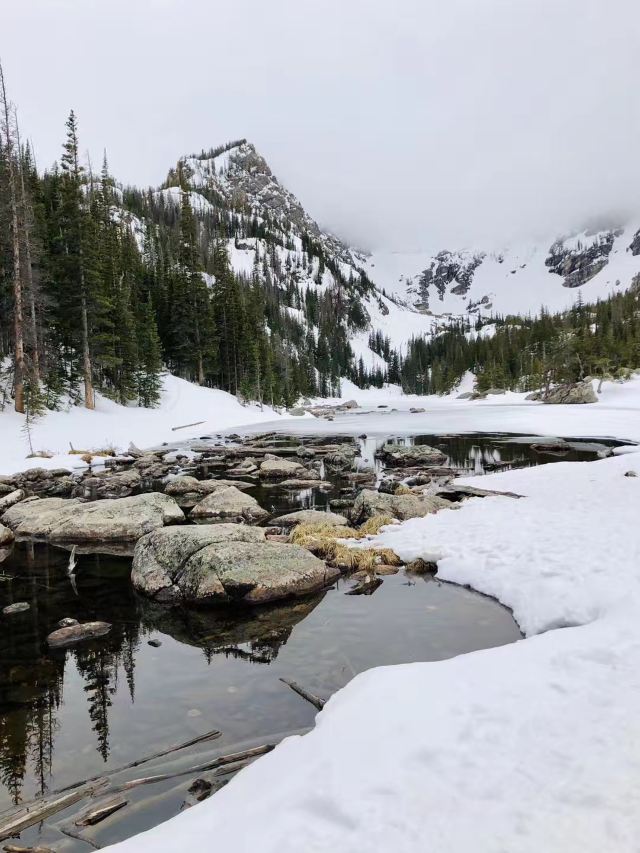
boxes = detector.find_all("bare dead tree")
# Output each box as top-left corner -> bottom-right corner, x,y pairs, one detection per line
15,114 -> 40,382
0,58 -> 25,413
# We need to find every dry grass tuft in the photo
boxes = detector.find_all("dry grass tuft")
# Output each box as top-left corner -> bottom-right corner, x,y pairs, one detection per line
359,514 -> 394,536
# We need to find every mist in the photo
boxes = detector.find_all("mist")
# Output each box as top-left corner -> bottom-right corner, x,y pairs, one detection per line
4,0 -> 640,251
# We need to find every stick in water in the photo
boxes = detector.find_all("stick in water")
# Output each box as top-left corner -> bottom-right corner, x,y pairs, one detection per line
279,678 -> 326,711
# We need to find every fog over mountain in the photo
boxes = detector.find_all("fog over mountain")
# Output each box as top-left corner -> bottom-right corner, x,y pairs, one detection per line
4,0 -> 640,250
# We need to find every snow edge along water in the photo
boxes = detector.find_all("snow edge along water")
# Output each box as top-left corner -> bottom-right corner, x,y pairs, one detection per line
102,377 -> 640,853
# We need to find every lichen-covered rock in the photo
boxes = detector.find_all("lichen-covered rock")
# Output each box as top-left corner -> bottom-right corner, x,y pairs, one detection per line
0,523 -> 14,547
190,485 -> 269,524
259,458 -> 308,478
2,493 -> 184,549
132,524 -> 338,605
74,469 -> 142,499
377,443 -> 447,467
272,509 -> 349,528
542,381 -> 598,404
352,489 -> 451,521
165,475 -> 253,507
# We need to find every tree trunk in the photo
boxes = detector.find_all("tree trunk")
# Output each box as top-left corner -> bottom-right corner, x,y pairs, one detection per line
80,284 -> 95,410
0,62 -> 25,413
15,122 -> 40,383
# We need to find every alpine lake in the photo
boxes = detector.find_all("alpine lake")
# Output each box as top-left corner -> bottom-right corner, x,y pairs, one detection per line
0,429 -> 620,850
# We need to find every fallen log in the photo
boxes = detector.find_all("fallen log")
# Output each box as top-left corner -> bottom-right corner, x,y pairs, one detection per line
118,744 -> 275,792
75,795 -> 128,827
279,677 -> 326,711
0,779 -> 108,841
171,421 -> 206,432
57,727 -> 222,794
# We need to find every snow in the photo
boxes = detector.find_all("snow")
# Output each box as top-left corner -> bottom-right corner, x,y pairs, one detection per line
0,374 -> 288,476
104,375 -> 640,853
367,222 -> 640,323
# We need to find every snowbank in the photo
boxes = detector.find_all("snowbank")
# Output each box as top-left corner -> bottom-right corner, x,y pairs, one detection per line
0,374 -> 289,476
106,377 -> 640,853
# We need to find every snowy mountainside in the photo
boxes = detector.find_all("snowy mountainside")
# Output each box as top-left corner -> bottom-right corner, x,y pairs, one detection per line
126,140 -> 640,376
367,221 -> 640,320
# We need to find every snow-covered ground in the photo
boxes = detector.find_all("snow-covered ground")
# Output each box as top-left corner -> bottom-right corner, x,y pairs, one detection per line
0,374 -> 291,476
105,376 -> 640,853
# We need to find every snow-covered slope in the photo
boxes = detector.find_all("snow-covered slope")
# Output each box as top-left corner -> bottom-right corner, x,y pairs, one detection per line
368,222 -> 640,321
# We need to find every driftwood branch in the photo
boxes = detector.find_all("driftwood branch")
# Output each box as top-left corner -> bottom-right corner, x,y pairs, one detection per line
75,795 -> 128,827
57,728 -> 221,794
0,779 -> 107,840
171,420 -> 206,432
117,744 -> 275,792
279,677 -> 326,710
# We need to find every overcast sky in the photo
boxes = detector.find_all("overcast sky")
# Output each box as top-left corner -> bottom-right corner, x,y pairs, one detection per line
4,0 -> 640,250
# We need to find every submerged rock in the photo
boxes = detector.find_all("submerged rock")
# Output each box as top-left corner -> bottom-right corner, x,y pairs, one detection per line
190,485 -> 269,524
542,381 -> 598,404
272,509 -> 349,528
2,602 -> 30,615
352,489 -> 451,521
132,524 -> 338,606
2,493 -> 184,550
377,443 -> 447,467
47,621 -> 112,648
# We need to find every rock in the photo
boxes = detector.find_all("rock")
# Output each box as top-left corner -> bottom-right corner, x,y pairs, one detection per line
329,498 -> 354,510
74,469 -> 142,499
352,489 -> 451,521
406,558 -> 438,574
56,617 -> 79,629
2,602 -> 30,615
341,400 -> 359,409
190,486 -> 269,524
625,470 -> 638,477
295,446 -> 316,459
47,621 -> 112,648
409,407 -> 426,413
132,524 -> 338,605
542,381 -> 598,405
272,509 -> 349,528
2,493 -> 184,550
377,443 -> 447,467
259,458 -> 308,479
0,523 -> 14,547
525,390 -> 543,401
147,638 -> 162,647
286,407 -> 307,416
530,440 -> 570,455
165,475 -> 254,508
276,478 -> 333,491
0,489 -> 26,514
345,576 -> 383,596
484,388 -> 506,395
127,442 -> 145,458
456,392 -> 474,400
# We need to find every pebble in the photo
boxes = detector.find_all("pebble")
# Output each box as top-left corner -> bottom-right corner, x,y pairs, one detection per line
2,602 -> 30,615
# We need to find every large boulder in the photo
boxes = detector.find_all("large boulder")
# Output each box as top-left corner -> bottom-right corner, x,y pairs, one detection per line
272,509 -> 349,528
352,489 -> 451,521
377,443 -> 447,467
165,475 -> 253,508
132,524 -> 338,605
259,458 -> 308,479
74,469 -> 142,500
542,381 -> 598,404
2,493 -> 184,551
190,485 -> 269,524
0,523 -> 14,547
